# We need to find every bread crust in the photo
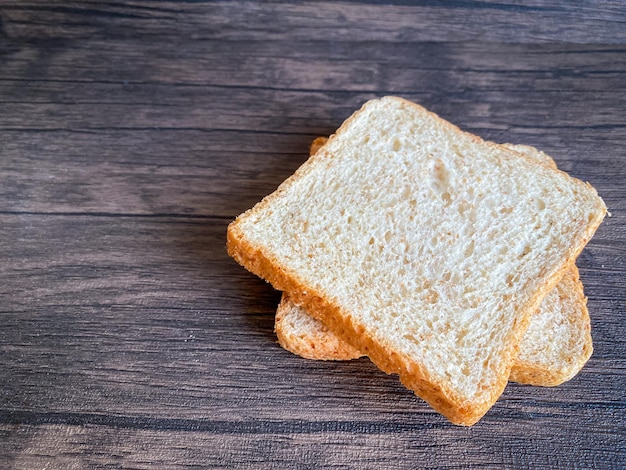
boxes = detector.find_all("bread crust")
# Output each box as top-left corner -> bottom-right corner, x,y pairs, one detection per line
275,294 -> 363,360
227,97 -> 607,425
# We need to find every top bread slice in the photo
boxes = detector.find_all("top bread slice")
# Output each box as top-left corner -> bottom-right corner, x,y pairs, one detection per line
275,140 -> 593,387
227,96 -> 606,425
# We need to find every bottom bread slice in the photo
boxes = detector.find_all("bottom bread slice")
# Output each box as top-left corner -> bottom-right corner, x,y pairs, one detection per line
275,139 -> 592,386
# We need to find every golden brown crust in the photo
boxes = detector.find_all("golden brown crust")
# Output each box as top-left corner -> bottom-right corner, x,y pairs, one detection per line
309,137 -> 328,156
275,294 -> 363,361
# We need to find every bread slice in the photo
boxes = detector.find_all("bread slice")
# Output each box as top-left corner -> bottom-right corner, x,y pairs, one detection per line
227,97 -> 606,425
275,140 -> 593,387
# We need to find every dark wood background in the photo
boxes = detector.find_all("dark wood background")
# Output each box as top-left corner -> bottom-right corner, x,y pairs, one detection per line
1,1 -> 625,468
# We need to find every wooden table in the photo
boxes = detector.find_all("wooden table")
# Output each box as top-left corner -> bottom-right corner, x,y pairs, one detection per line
1,2 -> 624,468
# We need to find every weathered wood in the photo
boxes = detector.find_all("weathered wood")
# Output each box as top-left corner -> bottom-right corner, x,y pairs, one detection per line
0,1 -> 624,468
1,1 -> 625,44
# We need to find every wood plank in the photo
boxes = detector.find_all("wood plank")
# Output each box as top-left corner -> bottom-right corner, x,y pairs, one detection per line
2,39 -> 626,89
2,1 -> 625,44
1,419 -> 624,469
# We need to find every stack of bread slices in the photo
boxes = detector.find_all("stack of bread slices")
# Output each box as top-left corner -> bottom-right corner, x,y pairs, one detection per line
227,97 -> 606,426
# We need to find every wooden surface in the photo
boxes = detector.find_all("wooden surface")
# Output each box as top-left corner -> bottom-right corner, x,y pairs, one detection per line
1,1 -> 625,468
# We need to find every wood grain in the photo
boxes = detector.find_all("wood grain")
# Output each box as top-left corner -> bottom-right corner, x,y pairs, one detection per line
0,1 -> 624,468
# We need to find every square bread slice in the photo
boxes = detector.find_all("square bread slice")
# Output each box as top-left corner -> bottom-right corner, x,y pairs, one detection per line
275,140 -> 593,387
227,97 -> 606,425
